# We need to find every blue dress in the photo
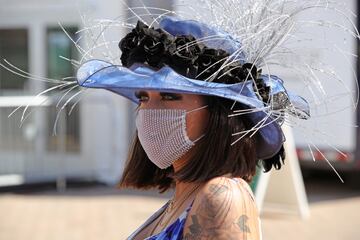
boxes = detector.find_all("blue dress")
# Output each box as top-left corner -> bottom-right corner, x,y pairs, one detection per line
127,200 -> 193,240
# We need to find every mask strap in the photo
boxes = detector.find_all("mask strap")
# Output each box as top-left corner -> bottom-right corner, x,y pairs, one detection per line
193,133 -> 206,143
187,105 -> 208,143
186,104 -> 208,114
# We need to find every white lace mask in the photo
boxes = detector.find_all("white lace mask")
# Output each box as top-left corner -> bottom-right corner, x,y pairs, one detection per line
135,105 -> 208,169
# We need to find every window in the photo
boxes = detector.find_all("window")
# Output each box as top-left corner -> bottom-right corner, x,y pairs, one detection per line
0,29 -> 32,151
46,27 -> 80,152
0,29 -> 29,94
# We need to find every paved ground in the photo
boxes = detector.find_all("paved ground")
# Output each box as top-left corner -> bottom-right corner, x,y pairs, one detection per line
0,171 -> 359,240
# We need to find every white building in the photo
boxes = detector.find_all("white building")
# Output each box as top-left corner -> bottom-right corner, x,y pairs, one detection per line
0,0 -> 173,187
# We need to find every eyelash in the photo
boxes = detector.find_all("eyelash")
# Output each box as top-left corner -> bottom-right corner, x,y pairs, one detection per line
134,93 -> 180,102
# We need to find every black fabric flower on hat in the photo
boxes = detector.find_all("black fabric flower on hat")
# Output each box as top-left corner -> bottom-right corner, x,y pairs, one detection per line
197,48 -> 229,81
120,21 -> 170,69
167,35 -> 205,78
119,20 -> 270,103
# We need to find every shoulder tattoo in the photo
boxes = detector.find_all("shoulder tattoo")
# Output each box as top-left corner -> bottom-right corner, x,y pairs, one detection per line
183,181 -> 252,239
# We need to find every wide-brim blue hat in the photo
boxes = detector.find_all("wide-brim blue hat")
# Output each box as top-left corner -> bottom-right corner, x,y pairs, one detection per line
76,16 -> 310,160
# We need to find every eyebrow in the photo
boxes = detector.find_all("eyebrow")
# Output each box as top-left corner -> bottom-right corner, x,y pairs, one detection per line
134,91 -> 181,97
159,92 -> 181,97
135,90 -> 148,96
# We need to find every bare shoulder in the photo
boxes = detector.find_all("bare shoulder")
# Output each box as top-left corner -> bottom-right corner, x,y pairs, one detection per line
183,176 -> 261,240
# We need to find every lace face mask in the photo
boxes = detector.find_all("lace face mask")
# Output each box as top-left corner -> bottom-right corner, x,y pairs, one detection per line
135,105 -> 208,169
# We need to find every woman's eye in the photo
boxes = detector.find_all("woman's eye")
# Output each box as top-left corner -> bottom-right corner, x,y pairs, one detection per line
135,92 -> 148,102
162,94 -> 174,100
162,94 -> 181,101
134,92 -> 181,102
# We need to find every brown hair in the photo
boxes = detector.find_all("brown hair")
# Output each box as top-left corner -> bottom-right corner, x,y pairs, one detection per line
117,95 -> 261,193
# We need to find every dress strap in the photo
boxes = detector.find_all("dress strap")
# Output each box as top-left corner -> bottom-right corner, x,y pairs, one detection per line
183,198 -> 195,215
126,200 -> 170,240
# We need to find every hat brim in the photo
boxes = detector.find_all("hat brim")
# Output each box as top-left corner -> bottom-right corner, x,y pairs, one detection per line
77,59 -> 284,159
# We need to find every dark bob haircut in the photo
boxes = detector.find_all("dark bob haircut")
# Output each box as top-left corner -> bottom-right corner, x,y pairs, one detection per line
117,95 -> 284,193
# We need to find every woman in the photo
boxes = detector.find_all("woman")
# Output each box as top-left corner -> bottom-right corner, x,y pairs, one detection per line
77,16 -> 309,239
122,91 -> 262,239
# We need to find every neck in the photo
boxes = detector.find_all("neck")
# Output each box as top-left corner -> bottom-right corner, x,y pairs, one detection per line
172,156 -> 188,173
172,151 -> 198,199
172,142 -> 199,172
174,180 -> 198,201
